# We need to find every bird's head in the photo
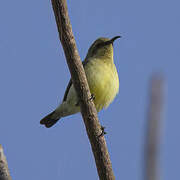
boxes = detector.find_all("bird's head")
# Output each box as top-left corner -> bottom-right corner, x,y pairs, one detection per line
86,36 -> 121,60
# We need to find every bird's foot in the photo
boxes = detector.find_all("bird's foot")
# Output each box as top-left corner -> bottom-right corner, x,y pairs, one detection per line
98,126 -> 107,137
89,94 -> 95,101
75,94 -> 95,106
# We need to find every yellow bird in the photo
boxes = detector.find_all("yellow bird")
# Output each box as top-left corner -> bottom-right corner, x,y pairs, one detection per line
40,36 -> 120,128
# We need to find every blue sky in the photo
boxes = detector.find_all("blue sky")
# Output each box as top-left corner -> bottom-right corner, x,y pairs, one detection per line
0,0 -> 179,179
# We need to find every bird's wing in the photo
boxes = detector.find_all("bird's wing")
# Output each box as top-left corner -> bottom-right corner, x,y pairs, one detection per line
63,79 -> 72,102
62,60 -> 88,102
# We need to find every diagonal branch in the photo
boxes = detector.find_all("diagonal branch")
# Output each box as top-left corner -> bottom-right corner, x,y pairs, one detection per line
50,0 -> 115,179
0,145 -> 12,180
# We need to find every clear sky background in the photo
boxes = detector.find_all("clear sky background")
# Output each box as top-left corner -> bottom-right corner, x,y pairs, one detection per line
0,0 -> 179,179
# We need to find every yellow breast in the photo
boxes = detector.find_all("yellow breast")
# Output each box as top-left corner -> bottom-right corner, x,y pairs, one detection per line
84,59 -> 119,112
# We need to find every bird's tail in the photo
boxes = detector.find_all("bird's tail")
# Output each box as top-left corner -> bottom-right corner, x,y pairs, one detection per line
40,111 -> 61,128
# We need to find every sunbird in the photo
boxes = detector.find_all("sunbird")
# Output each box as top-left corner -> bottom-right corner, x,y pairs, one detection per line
40,36 -> 121,128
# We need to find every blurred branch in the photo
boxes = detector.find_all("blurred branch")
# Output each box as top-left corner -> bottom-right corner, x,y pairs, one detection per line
0,145 -> 12,180
50,0 -> 115,179
144,75 -> 164,180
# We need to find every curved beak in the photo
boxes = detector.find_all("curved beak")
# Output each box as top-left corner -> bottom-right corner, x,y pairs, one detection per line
110,36 -> 121,43
103,36 -> 121,46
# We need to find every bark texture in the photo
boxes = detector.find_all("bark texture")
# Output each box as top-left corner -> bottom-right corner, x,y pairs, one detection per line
0,145 -> 11,180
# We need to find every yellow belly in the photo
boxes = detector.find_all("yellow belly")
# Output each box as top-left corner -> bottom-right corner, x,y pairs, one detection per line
84,59 -> 119,112
58,58 -> 119,117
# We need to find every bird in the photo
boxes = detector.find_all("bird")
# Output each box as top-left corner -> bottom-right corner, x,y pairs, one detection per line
40,36 -> 121,128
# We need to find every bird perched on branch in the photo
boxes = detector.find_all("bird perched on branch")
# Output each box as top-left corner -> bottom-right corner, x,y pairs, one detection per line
40,36 -> 121,128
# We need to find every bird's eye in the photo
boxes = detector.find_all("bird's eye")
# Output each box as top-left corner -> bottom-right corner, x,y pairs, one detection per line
96,42 -> 105,49
92,43 -> 103,53
91,42 -> 107,55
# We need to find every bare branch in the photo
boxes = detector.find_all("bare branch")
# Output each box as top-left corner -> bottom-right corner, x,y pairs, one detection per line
50,0 -> 115,179
0,145 -> 12,180
144,75 -> 165,180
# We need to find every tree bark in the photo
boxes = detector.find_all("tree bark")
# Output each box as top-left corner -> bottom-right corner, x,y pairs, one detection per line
50,0 -> 115,179
0,145 -> 12,180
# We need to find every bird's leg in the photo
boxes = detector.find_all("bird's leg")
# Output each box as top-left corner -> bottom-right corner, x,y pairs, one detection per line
89,94 -> 95,101
98,126 -> 107,137
76,94 -> 95,106
101,126 -> 107,135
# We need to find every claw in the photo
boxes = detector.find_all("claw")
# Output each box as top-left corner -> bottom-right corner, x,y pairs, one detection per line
98,126 -> 107,137
89,94 -> 95,101
76,94 -> 95,106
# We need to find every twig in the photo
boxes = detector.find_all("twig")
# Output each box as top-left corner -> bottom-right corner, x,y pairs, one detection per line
144,75 -> 164,180
50,0 -> 115,179
0,145 -> 12,180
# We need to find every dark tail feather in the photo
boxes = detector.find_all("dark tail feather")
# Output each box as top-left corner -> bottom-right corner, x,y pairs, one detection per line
40,111 -> 60,128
